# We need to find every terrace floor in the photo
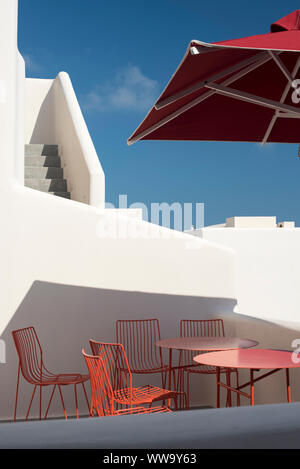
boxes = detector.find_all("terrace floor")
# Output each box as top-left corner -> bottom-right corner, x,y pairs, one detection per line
1,403 -> 300,449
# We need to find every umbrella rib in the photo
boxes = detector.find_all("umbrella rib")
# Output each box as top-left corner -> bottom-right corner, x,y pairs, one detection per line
275,112 -> 300,118
205,82 -> 300,116
268,51 -> 294,84
262,55 -> 300,145
128,53 -> 275,145
155,52 -> 268,110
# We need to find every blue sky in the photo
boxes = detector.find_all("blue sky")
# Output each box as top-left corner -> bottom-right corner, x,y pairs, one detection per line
18,0 -> 300,227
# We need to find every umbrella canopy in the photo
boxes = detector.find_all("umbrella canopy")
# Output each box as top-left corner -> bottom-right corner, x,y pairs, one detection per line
128,10 -> 300,146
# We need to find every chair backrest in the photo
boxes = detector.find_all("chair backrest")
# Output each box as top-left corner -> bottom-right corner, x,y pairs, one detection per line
82,349 -> 114,416
89,340 -> 133,407
179,319 -> 225,366
12,326 -> 44,384
116,319 -> 164,372
180,319 -> 225,338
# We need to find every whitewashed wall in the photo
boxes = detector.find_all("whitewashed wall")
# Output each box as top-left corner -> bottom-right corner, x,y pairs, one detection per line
0,0 -> 236,420
6,0 -> 300,421
25,78 -> 54,144
25,74 -> 105,208
0,192 -> 236,420
197,227 -> 300,406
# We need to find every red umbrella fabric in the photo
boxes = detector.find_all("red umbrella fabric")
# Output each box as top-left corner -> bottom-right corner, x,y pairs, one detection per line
128,10 -> 300,145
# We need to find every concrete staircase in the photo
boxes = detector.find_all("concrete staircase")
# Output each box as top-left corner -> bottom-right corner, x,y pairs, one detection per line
25,144 -> 70,199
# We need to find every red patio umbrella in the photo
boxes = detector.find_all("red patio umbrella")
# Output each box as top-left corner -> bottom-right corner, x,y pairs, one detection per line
128,10 -> 300,146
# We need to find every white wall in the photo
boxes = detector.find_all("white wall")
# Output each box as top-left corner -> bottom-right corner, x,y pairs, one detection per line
25,74 -> 105,208
0,0 -> 19,186
0,0 -> 236,420
25,79 -> 54,144
0,190 -> 236,420
200,228 -> 300,323
6,0 -> 300,421
196,227 -> 300,406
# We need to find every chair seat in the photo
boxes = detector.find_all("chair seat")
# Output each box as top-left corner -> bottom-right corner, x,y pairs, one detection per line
183,364 -> 237,375
113,405 -> 171,416
37,373 -> 90,386
114,384 -> 180,405
55,373 -> 90,385
130,365 -> 169,374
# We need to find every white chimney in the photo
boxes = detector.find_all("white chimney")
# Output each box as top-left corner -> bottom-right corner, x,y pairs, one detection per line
225,217 -> 277,228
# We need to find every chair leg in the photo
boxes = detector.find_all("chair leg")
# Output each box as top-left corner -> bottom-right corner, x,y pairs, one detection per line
44,385 -> 56,419
181,372 -> 186,410
186,372 -> 190,410
161,371 -> 166,389
172,369 -> 176,390
74,384 -> 79,419
39,385 -> 42,420
89,397 -> 94,417
170,368 -> 178,407
177,369 -> 181,408
26,385 -> 37,421
177,370 -> 185,410
58,385 -> 67,420
173,395 -> 178,411
14,362 -> 21,422
81,382 -> 90,414
176,370 -> 180,405
184,391 -> 188,410
176,368 -> 180,393
161,372 -> 166,406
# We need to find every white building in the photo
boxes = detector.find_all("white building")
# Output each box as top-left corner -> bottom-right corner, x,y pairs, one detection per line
0,0 -> 300,428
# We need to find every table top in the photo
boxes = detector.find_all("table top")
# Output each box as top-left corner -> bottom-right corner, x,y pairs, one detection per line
194,349 -> 300,369
156,336 -> 258,351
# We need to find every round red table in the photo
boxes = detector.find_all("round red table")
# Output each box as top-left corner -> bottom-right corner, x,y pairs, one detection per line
156,337 -> 259,392
194,348 -> 300,406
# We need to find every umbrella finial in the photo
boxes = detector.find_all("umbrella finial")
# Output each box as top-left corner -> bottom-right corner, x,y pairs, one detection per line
271,10 -> 300,33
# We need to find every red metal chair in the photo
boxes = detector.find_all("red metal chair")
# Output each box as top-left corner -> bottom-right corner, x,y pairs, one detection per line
116,319 -> 173,389
82,349 -> 171,416
12,326 -> 90,421
179,319 -> 239,408
90,340 -> 186,410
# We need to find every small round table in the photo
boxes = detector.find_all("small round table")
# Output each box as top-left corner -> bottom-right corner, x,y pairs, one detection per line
194,348 -> 300,406
156,337 -> 259,391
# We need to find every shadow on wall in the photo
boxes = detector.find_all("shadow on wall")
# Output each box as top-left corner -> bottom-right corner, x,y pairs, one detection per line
0,280 -> 236,421
2,280 -> 300,421
29,86 -> 54,144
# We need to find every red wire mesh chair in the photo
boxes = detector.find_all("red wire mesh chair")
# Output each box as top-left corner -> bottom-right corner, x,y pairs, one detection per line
178,319 -> 239,408
116,319 -> 174,389
90,340 -> 186,410
12,326 -> 90,421
82,349 -> 171,416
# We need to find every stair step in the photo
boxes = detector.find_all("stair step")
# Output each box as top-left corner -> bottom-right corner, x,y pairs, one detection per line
25,144 -> 59,157
50,192 -> 71,199
25,179 -> 68,192
25,167 -> 63,179
25,156 -> 61,168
